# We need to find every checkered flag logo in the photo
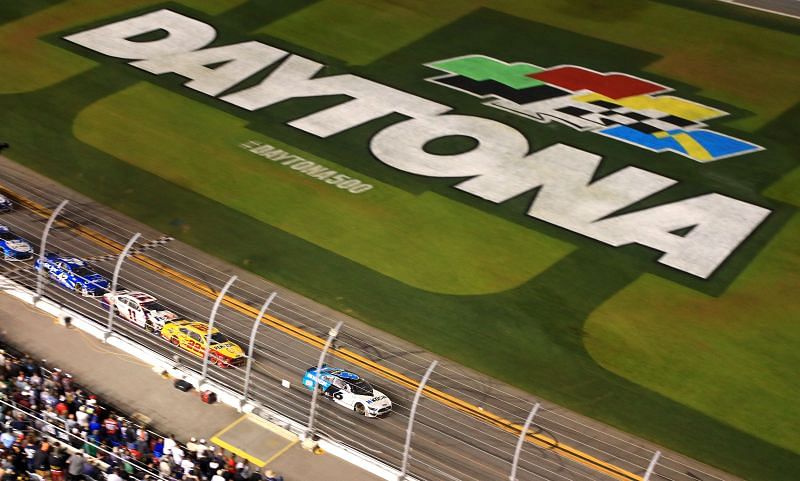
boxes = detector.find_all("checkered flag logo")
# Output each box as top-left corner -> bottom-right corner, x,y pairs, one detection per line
86,235 -> 174,263
425,55 -> 762,162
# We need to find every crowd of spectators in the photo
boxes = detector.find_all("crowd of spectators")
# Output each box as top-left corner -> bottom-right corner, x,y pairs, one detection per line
0,347 -> 283,481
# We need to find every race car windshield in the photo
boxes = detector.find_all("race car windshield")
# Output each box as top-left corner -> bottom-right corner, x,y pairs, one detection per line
0,233 -> 17,240
72,266 -> 94,277
145,301 -> 168,311
347,379 -> 374,396
209,332 -> 229,344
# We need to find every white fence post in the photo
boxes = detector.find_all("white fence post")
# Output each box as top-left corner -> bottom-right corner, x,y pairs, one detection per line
398,360 -> 438,480
509,402 -> 540,481
34,199 -> 69,302
305,321 -> 343,439
105,232 -> 141,341
199,275 -> 237,385
644,450 -> 661,481
241,291 -> 277,407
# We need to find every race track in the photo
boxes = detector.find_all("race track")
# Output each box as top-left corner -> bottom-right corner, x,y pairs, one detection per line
0,160 -> 736,481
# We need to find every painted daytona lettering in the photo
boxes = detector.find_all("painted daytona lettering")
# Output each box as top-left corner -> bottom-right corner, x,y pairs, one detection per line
239,141 -> 373,194
63,9 -> 772,279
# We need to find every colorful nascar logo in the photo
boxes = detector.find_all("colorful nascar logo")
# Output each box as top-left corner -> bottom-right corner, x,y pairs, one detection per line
425,55 -> 762,162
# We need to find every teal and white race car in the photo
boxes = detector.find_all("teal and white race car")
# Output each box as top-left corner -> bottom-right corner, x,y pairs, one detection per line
302,365 -> 392,417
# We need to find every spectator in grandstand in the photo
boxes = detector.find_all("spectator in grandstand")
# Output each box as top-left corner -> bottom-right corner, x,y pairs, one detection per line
134,427 -> 148,455
32,441 -> 50,480
23,437 -> 37,472
170,442 -> 184,466
223,452 -> 235,476
236,459 -> 250,481
102,417 -> 119,444
82,458 -> 99,480
194,440 -> 207,460
158,455 -> 172,478
150,438 -> 163,460
13,373 -> 29,392
210,469 -> 226,481
0,346 -> 228,481
184,468 -> 200,481
29,371 -> 43,390
66,450 -> 85,481
206,447 -> 223,476
180,452 -> 195,476
0,467 -> 15,481
49,442 -> 67,481
21,357 -> 38,379
9,415 -> 27,433
3,357 -> 20,379
75,407 -> 89,431
0,431 -> 14,450
106,467 -> 123,481
185,438 -> 198,457
163,435 -> 176,458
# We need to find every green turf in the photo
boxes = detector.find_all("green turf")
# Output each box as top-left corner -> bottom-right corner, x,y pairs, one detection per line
585,212 -> 800,454
1,1 -> 799,480
0,0 -> 247,94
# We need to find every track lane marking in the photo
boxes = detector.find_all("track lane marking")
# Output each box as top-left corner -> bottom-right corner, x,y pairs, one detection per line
0,184 -> 642,481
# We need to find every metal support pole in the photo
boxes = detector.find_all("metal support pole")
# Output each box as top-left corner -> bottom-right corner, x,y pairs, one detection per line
105,232 -> 141,341
306,321 -> 343,438
241,291 -> 277,405
199,275 -> 237,385
398,360 -> 438,481
509,402 -> 541,481
643,450 -> 661,481
34,199 -> 68,302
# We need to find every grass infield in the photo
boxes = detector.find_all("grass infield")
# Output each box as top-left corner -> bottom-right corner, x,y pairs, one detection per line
1,1 -> 799,480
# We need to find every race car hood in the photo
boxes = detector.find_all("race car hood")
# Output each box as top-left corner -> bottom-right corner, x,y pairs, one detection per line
3,239 -> 31,253
83,274 -> 109,287
212,341 -> 245,359
360,389 -> 392,410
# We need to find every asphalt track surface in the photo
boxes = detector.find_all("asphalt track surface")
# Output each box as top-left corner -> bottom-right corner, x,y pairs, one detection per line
719,0 -> 800,19
0,159 -> 740,481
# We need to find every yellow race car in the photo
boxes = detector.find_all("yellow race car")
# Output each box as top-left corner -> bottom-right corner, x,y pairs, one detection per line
161,319 -> 246,368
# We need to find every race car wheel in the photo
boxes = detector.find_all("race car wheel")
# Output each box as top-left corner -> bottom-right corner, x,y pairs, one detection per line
74,283 -> 83,295
170,336 -> 180,346
144,321 -> 155,333
354,403 -> 366,416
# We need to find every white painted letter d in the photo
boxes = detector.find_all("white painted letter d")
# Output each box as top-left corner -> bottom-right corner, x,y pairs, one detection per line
64,9 -> 216,60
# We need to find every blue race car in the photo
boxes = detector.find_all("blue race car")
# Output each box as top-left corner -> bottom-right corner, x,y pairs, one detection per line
34,253 -> 110,297
302,365 -> 392,417
0,194 -> 13,212
0,226 -> 34,261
